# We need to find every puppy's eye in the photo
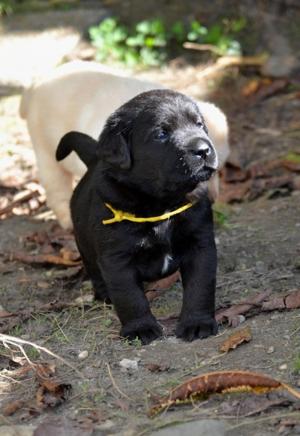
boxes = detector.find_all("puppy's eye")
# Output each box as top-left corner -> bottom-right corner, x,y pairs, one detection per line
196,120 -> 203,128
157,130 -> 169,141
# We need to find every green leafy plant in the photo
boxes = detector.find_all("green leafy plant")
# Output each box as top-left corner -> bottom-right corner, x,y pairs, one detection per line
89,17 -> 167,67
213,202 -> 231,227
0,0 -> 13,15
187,17 -> 246,56
89,16 -> 246,69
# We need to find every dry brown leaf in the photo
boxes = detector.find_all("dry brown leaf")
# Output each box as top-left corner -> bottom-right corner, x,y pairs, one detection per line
35,367 -> 71,409
146,271 -> 181,292
146,271 -> 181,302
282,160 -> 300,172
145,363 -> 170,372
285,290 -> 300,309
219,180 -> 251,203
216,289 -> 272,326
3,399 -> 24,416
262,289 -> 300,311
0,310 -> 14,318
11,252 -> 81,267
148,370 -> 300,416
60,247 -> 81,262
241,79 -> 262,97
261,297 -> 286,311
252,79 -> 289,101
222,164 -> 249,183
219,326 -> 252,353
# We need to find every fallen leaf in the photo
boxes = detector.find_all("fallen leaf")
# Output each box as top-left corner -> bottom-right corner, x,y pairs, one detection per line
219,180 -> 251,203
248,175 -> 293,200
252,79 -> 288,102
3,399 -> 24,416
145,363 -> 170,372
216,289 -> 272,326
35,368 -> 72,409
148,370 -> 300,417
262,289 -> 300,311
60,247 -> 81,262
261,297 -> 286,311
0,310 -> 14,318
11,252 -> 81,267
285,290 -> 300,309
146,271 -> 181,302
222,164 -> 249,183
219,326 -> 252,353
241,79 -> 262,97
146,271 -> 180,292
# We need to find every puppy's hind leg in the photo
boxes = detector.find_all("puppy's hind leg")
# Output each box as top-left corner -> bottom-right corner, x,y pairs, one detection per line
35,149 -> 74,229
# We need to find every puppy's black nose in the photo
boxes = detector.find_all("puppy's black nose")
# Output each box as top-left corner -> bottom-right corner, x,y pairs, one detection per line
188,138 -> 212,161
191,143 -> 211,159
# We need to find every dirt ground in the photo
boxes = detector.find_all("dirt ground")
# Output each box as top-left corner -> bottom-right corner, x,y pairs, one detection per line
1,3 -> 300,436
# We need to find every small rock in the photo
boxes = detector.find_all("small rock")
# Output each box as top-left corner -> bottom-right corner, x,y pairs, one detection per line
238,315 -> 246,324
82,281 -> 93,291
267,346 -> 275,354
75,293 -> 94,304
78,350 -> 89,360
119,358 -> 139,371
279,364 -> 287,371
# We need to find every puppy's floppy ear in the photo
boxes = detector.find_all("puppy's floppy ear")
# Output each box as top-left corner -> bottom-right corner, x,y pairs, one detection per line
56,131 -> 98,168
97,119 -> 132,170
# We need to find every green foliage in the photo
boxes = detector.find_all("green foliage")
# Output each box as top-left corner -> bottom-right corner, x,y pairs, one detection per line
284,151 -> 300,164
0,0 -> 13,15
293,354 -> 300,374
213,202 -> 231,227
89,16 -> 246,69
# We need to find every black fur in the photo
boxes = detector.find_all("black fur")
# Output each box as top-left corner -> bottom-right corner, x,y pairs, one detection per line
56,89 -> 218,345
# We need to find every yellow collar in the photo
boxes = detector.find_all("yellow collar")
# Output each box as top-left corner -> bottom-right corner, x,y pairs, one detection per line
102,202 -> 193,225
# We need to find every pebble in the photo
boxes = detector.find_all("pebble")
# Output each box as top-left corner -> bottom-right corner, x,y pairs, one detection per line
119,358 -> 139,371
279,363 -> 287,370
78,350 -> 89,360
75,294 -> 94,304
238,315 -> 246,324
267,346 -> 275,354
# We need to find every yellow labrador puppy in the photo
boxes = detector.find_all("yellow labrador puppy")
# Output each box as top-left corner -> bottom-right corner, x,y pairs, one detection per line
20,61 -> 229,229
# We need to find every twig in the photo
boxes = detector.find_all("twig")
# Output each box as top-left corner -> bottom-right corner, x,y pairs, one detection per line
0,190 -> 40,216
0,334 -> 84,379
189,54 -> 268,80
183,42 -> 222,55
106,362 -> 132,401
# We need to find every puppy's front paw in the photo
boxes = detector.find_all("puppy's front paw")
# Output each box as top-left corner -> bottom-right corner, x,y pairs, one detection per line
176,315 -> 218,342
121,315 -> 163,345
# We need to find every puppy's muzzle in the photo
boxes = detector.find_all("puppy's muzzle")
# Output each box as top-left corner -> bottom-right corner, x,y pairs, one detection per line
188,137 -> 218,170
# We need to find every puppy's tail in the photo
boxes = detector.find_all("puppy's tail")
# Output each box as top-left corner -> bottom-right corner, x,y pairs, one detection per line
56,131 -> 98,168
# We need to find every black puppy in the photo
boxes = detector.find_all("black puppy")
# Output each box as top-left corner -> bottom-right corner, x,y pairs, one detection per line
56,89 -> 218,345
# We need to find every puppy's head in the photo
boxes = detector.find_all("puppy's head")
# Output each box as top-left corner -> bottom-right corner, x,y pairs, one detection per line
98,89 -> 218,198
